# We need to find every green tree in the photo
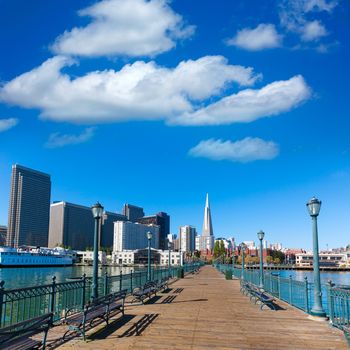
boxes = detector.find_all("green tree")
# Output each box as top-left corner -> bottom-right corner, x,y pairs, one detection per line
266,255 -> 273,264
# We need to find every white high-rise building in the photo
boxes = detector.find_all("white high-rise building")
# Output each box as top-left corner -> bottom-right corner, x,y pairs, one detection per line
196,193 -> 215,251
179,225 -> 196,252
113,221 -> 159,252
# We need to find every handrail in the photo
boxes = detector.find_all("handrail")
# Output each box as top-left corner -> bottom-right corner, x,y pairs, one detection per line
0,263 -> 202,328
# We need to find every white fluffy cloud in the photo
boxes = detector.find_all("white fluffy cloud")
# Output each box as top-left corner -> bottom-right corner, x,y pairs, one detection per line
0,118 -> 18,132
227,24 -> 282,51
0,55 -> 262,124
51,0 -> 195,57
301,20 -> 327,41
173,75 -> 311,126
45,127 -> 95,148
189,137 -> 279,163
279,0 -> 336,43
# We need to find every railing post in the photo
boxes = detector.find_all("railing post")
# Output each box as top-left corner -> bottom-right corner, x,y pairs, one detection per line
269,273 -> 273,293
49,276 -> 56,315
304,277 -> 309,312
130,271 -> 133,292
0,280 -> 5,328
81,274 -> 86,309
326,280 -> 334,323
278,275 -> 281,299
104,272 -> 108,296
289,275 -> 293,305
119,271 -> 123,291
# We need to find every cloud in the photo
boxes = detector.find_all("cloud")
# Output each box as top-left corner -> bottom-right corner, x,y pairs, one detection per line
279,0 -> 336,43
0,118 -> 18,132
227,24 -> 282,51
45,127 -> 95,148
173,75 -> 311,126
301,20 -> 327,41
0,55 -> 261,124
51,0 -> 195,58
189,137 -> 279,163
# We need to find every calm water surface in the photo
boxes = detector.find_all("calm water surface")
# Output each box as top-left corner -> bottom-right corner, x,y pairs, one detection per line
1,266 -> 349,289
0,266 -> 145,289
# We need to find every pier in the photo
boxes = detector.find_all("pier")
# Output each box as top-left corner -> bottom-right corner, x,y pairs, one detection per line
52,265 -> 348,349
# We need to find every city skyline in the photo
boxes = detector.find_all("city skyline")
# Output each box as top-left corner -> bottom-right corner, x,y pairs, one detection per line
0,0 -> 349,250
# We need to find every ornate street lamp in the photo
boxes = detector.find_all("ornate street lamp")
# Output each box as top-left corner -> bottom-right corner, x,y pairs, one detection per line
257,230 -> 265,289
91,202 -> 104,300
307,196 -> 326,317
146,231 -> 153,281
240,243 -> 246,280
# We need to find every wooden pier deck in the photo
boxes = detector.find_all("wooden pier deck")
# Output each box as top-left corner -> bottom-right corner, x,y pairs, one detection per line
55,265 -> 348,350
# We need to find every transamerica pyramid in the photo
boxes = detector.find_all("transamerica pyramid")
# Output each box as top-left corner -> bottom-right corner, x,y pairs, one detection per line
202,193 -> 213,237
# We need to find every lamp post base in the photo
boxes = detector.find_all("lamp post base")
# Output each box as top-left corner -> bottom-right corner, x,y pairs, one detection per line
310,309 -> 327,318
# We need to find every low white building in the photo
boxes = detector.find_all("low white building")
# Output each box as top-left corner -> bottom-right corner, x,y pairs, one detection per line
112,249 -> 181,266
112,250 -> 135,265
76,251 -> 107,265
295,253 -> 349,267
160,250 -> 181,265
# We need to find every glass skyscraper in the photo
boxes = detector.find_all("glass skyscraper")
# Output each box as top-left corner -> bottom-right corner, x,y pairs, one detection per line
7,164 -> 51,247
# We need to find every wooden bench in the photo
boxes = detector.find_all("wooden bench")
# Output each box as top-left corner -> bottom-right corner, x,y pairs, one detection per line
251,290 -> 276,310
0,312 -> 53,350
63,289 -> 127,340
131,281 -> 157,304
157,277 -> 169,292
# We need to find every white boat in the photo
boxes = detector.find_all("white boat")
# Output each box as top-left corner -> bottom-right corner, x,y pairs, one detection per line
0,247 -> 73,267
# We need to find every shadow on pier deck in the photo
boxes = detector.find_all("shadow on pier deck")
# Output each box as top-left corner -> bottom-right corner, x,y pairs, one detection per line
54,265 -> 348,350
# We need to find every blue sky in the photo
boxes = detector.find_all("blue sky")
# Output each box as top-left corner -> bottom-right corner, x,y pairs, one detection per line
0,0 -> 349,250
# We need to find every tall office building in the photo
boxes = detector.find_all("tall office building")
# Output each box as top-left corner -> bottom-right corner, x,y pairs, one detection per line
113,221 -> 159,251
7,165 -> 51,247
137,212 -> 170,250
0,226 -> 7,246
196,193 -> 214,251
122,204 -> 144,222
48,201 -> 126,250
179,225 -> 196,252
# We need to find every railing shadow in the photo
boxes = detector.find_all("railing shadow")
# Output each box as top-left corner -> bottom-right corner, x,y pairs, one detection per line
161,295 -> 177,304
118,313 -> 159,337
173,288 -> 184,294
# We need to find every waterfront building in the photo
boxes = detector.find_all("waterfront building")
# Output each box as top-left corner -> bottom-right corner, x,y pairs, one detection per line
196,193 -> 215,251
111,249 -> 180,266
0,226 -> 7,246
179,225 -> 196,252
295,252 -> 349,267
137,212 -> 170,250
76,250 -> 107,265
113,221 -> 159,251
48,201 -> 126,250
7,164 -> 51,248
122,204 -> 145,222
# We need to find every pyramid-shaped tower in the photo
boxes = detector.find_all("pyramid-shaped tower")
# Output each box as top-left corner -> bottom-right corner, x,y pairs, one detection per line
202,193 -> 213,237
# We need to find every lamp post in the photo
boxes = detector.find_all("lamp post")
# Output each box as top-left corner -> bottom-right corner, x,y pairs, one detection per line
307,196 -> 326,317
91,202 -> 104,300
240,243 -> 246,280
146,231 -> 153,281
168,239 -> 171,278
257,230 -> 265,289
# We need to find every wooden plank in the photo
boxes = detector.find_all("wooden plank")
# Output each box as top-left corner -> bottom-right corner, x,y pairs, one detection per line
55,266 -> 348,350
